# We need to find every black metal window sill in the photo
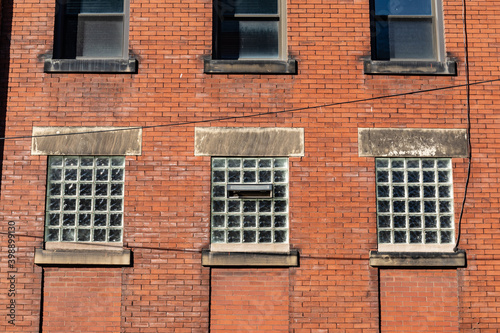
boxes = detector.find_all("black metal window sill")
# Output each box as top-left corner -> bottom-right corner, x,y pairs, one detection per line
364,59 -> 457,76
204,58 -> 297,75
369,250 -> 466,267
202,249 -> 299,267
34,248 -> 132,266
44,57 -> 138,73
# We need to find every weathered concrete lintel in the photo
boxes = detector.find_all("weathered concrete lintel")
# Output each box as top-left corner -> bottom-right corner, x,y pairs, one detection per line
32,127 -> 142,156
44,57 -> 138,73
204,58 -> 297,75
369,250 -> 466,267
195,127 -> 304,157
364,59 -> 457,76
202,249 -> 299,267
358,128 -> 468,157
34,248 -> 132,266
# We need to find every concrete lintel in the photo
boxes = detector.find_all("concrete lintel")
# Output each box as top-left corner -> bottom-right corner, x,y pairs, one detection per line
32,127 -> 142,156
364,59 -> 457,76
204,58 -> 297,74
369,250 -> 466,267
195,127 -> 304,157
34,248 -> 132,266
44,57 -> 137,73
202,249 -> 299,267
358,128 -> 468,157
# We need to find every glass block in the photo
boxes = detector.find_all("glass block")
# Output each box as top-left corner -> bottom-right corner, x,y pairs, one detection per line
392,171 -> 404,183
274,230 -> 287,243
50,156 -> 63,166
408,201 -> 421,213
213,186 -> 225,197
77,229 -> 91,242
50,184 -> 61,196
393,200 -> 406,213
50,198 -> 61,211
64,184 -> 77,196
78,214 -> 91,226
407,160 -> 419,168
228,200 -> 240,212
408,186 -> 420,197
438,171 -> 449,183
422,160 -> 435,168
274,215 -> 287,228
49,214 -> 60,226
378,215 -> 391,228
65,157 -> 78,166
111,157 -> 124,166
213,201 -> 225,213
439,186 -> 451,198
96,169 -> 109,181
80,183 -> 93,196
110,199 -> 122,211
243,201 -> 256,212
376,159 -> 388,168
50,169 -> 62,181
423,171 -> 435,183
93,229 -> 106,242
228,230 -> 241,243
392,186 -> 404,197
274,200 -> 287,212
259,230 -> 272,243
259,171 -> 272,183
409,215 -> 421,228
95,184 -> 108,196
63,199 -> 76,211
243,159 -> 256,168
441,231 -> 453,243
111,184 -> 123,196
378,200 -> 390,213
80,158 -> 93,166
212,158 -> 225,168
94,214 -> 107,226
274,170 -> 286,182
259,215 -> 272,228
409,231 -> 422,243
379,230 -> 391,243
425,231 -> 438,243
62,229 -> 75,241
274,159 -> 287,168
243,230 -> 256,243
377,171 -> 389,183
439,201 -> 451,213
63,214 -> 76,226
108,229 -> 122,242
112,169 -> 124,181
213,171 -> 225,183
275,185 -> 287,198
377,185 -> 389,197
243,171 -> 256,183
79,199 -> 92,211
65,169 -> 78,181
212,230 -> 225,243
243,215 -> 256,227
437,160 -> 450,168
394,230 -> 406,243
228,215 -> 241,228
47,229 -> 59,241
394,215 -> 406,228
95,198 -> 108,211
228,171 -> 240,183
228,159 -> 241,168
259,159 -> 272,168
80,168 -> 93,181
424,201 -> 436,213
212,215 -> 225,228
440,215 -> 452,228
96,158 -> 109,166
407,171 -> 419,183
425,215 -> 437,228
391,160 -> 404,168
110,214 -> 122,226
423,186 -> 435,198
259,200 -> 271,212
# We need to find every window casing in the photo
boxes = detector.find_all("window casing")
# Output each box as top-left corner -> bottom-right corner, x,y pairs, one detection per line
53,0 -> 129,59
370,0 -> 444,61
45,156 -> 125,243
213,0 -> 286,60
376,158 -> 455,252
211,157 -> 289,252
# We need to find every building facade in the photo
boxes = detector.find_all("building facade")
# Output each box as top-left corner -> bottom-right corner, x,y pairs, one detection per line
0,0 -> 499,332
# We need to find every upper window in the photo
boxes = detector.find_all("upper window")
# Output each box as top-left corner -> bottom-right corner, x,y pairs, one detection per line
52,0 -> 129,59
213,0 -> 285,60
376,158 -> 455,252
211,157 -> 289,252
45,156 -> 125,243
370,0 -> 443,61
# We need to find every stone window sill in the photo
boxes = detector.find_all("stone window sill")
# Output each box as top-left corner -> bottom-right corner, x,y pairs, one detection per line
204,58 -> 297,75
34,248 -> 132,266
44,57 -> 138,73
364,59 -> 457,76
202,249 -> 299,267
369,250 -> 466,267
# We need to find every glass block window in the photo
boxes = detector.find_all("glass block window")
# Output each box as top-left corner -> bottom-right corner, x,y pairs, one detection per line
211,157 -> 288,245
45,156 -> 125,243
376,158 -> 454,247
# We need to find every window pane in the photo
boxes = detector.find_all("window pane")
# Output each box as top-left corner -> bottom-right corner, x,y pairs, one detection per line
375,0 -> 432,16
389,18 -> 434,59
219,21 -> 279,59
77,16 -> 124,58
219,0 -> 278,15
